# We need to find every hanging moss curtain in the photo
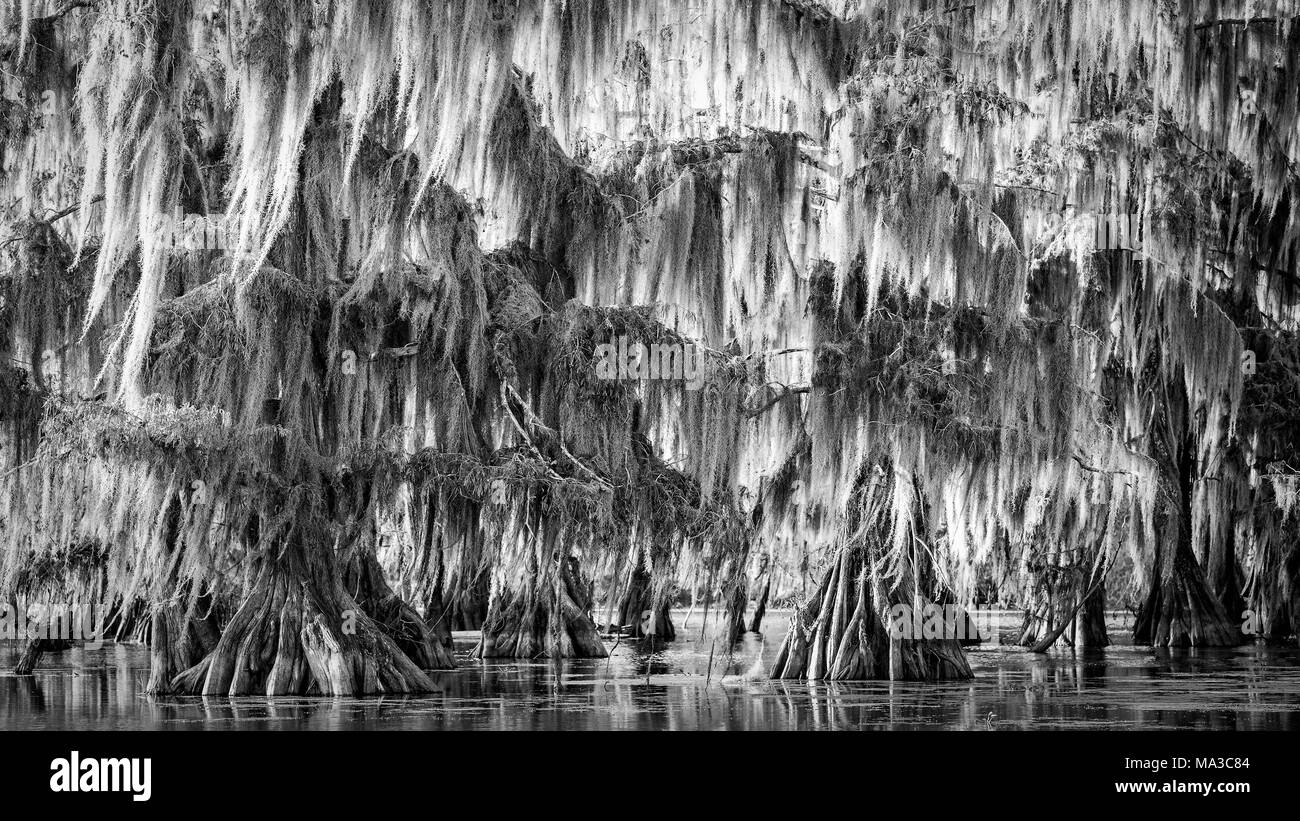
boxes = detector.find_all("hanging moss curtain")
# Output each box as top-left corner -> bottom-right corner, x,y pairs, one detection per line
2,0 -> 1299,693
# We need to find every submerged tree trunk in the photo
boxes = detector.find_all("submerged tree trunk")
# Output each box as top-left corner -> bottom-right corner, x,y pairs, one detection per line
415,499 -> 466,648
1282,544 -> 1300,643
772,466 -> 973,682
172,540 -> 437,696
146,503 -> 222,695
145,592 -> 220,695
13,638 -> 71,675
1135,536 -> 1240,647
1074,577 -> 1110,648
14,639 -> 44,675
1210,519 -> 1247,626
770,545 -> 972,682
345,549 -> 456,670
1245,548 -> 1300,643
448,575 -> 489,631
722,575 -> 747,643
718,541 -> 751,643
614,562 -> 676,642
1017,550 -> 1109,649
749,558 -> 772,634
1018,554 -> 1065,647
146,605 -> 192,695
1135,438 -> 1241,647
1242,490 -> 1300,644
423,579 -> 455,652
474,522 -> 607,659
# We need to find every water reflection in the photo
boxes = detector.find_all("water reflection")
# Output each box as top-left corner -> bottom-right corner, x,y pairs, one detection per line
3,611 -> 1299,730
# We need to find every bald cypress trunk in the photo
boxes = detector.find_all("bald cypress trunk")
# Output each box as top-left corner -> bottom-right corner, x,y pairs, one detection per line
345,549 -> 456,671
1074,578 -> 1110,648
423,579 -> 455,652
771,545 -> 971,682
722,577 -> 747,644
14,638 -> 71,675
1210,521 -> 1247,627
474,520 -> 607,659
4,0 -> 1298,715
614,563 -> 676,642
1135,433 -> 1241,647
749,560 -> 772,634
1018,552 -> 1109,649
172,536 -> 438,696
145,592 -> 218,695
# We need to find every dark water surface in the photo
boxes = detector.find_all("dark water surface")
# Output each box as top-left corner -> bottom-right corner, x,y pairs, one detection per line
3,610 -> 1299,730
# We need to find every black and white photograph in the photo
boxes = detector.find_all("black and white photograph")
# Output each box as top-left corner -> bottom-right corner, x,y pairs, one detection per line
0,0 -> 1296,807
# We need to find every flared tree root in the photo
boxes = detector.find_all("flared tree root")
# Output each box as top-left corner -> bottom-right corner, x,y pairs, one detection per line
1135,537 -> 1241,647
770,550 -> 972,681
345,550 -> 456,670
474,555 -> 608,659
170,562 -> 438,696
